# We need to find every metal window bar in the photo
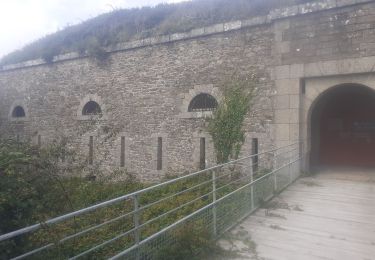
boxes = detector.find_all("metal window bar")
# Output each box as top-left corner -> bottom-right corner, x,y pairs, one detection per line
0,142 -> 304,260
188,93 -> 218,112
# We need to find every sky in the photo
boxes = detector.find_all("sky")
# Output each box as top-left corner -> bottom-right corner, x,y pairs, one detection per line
0,0 -> 187,58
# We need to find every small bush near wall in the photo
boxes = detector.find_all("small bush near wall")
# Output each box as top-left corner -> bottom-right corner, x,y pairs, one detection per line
208,74 -> 257,164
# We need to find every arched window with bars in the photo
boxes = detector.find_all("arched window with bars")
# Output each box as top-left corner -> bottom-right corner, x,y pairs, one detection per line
82,101 -> 102,115
188,93 -> 218,112
12,106 -> 26,118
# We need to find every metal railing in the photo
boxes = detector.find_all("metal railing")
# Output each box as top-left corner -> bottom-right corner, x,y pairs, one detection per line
0,142 -> 303,259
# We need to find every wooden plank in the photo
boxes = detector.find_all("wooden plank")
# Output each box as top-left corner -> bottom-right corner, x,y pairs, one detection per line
217,170 -> 375,260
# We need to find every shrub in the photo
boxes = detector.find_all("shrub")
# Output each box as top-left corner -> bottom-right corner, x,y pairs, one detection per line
208,74 -> 257,163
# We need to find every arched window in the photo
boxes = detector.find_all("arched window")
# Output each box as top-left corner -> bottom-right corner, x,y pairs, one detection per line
188,93 -> 218,112
12,106 -> 26,118
82,101 -> 102,115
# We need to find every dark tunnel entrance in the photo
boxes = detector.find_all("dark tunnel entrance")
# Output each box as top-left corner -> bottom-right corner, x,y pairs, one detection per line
310,84 -> 375,168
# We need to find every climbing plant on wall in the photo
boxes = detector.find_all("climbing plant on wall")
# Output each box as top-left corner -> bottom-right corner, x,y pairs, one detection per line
208,74 -> 257,164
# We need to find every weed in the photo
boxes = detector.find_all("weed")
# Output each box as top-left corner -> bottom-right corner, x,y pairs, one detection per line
269,224 -> 285,231
262,200 -> 290,210
300,180 -> 322,187
292,205 -> 304,211
265,211 -> 287,219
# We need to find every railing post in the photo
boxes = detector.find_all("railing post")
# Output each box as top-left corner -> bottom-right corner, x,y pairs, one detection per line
133,194 -> 140,260
300,141 -> 304,177
288,146 -> 293,185
273,151 -> 278,193
212,170 -> 217,237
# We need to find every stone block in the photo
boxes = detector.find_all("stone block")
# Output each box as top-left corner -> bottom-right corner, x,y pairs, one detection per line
275,31 -> 283,42
129,40 -> 142,49
342,61 -> 374,79
275,109 -> 291,124
242,16 -> 267,27
289,109 -> 299,124
275,140 -> 290,149
274,20 -> 290,31
190,28 -> 205,37
274,41 -> 290,54
170,33 -> 188,41
304,62 -> 323,77
320,60 -> 339,76
289,95 -> 300,109
289,123 -> 300,141
224,21 -> 242,31
275,108 -> 299,124
159,35 -> 171,43
269,6 -> 298,20
290,64 -> 304,78
275,124 -> 290,141
274,65 -> 291,79
274,95 -> 290,109
204,24 -> 224,34
355,0 -> 372,4
336,0 -> 355,7
298,0 -> 336,14
275,79 -> 300,95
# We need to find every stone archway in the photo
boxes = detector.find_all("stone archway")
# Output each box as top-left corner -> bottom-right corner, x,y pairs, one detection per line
309,84 -> 375,169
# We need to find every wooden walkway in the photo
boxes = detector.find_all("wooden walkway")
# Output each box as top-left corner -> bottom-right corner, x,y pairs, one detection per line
218,169 -> 375,260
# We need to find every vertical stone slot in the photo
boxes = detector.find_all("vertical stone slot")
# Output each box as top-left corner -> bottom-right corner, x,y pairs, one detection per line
38,135 -> 42,147
252,138 -> 258,173
200,137 -> 206,170
89,136 -> 94,165
157,137 -> 163,170
300,79 -> 306,95
120,136 -> 125,167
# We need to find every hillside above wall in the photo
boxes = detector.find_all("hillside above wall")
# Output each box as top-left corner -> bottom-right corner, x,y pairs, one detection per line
0,0 -> 312,66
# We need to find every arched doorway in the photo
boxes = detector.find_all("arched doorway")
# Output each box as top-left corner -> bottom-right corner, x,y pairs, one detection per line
310,84 -> 375,168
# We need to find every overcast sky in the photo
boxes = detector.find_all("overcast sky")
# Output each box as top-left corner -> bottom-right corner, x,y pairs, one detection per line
0,0 -> 187,59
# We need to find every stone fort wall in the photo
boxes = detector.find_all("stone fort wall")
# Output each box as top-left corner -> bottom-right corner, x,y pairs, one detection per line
0,0 -> 375,180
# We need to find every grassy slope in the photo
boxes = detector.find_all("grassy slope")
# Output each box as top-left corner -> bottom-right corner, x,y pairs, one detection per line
0,0 -> 311,66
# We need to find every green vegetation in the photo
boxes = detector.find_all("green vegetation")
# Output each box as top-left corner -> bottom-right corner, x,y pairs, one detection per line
208,74 -> 256,163
154,222 -> 216,260
1,0 -> 313,66
0,137 -> 284,259
0,139 -> 240,259
0,138 -> 144,258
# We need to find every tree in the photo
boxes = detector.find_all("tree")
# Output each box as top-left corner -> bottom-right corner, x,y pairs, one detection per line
208,74 -> 257,163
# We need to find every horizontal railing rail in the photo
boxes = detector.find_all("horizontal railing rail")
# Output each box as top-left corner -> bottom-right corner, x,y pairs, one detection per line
1,142 -> 304,260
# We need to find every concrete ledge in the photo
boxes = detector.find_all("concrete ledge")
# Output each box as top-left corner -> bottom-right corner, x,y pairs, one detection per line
0,0 -> 372,72
273,55 -> 375,80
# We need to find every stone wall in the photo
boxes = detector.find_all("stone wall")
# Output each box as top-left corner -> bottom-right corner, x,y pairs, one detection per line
272,1 -> 375,168
0,24 -> 275,181
1,0 -> 375,180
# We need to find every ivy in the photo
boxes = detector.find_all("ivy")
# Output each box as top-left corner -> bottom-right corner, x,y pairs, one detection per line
208,75 -> 257,163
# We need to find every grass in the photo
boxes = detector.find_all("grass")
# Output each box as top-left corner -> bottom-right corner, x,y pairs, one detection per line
0,0 -> 314,66
0,138 -> 299,259
293,205 -> 304,211
1,168 -> 260,259
218,227 -> 261,260
269,224 -> 286,231
300,179 -> 322,187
